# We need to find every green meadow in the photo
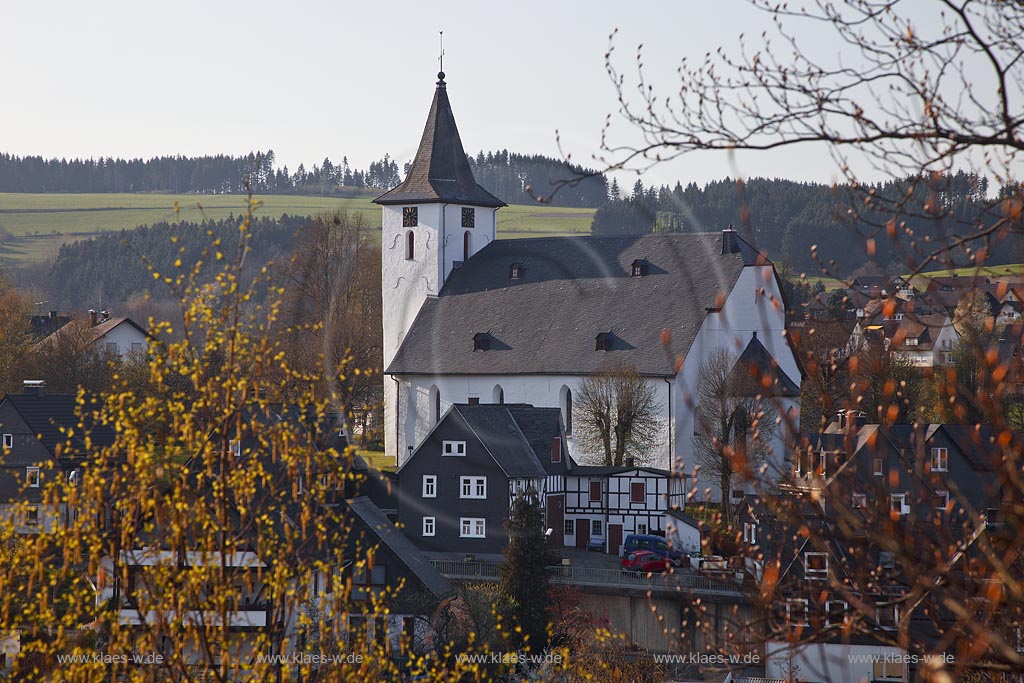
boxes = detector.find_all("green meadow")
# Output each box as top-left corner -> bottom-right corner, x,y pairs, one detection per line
0,193 -> 596,263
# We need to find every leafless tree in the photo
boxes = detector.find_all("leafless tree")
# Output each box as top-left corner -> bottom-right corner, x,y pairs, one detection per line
575,363 -> 662,467
693,347 -> 779,525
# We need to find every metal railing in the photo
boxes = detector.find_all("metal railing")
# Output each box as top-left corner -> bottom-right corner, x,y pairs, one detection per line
430,560 -> 744,597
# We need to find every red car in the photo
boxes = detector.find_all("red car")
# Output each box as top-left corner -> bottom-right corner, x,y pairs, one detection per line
621,550 -> 670,574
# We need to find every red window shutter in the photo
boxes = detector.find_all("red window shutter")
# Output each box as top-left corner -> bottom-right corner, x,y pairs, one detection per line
551,437 -> 561,463
589,481 -> 601,502
631,482 -> 645,503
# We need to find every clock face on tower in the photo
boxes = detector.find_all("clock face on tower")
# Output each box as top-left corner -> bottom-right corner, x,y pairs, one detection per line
403,207 -> 418,227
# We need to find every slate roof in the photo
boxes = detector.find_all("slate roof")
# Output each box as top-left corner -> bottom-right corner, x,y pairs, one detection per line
3,392 -> 115,459
35,316 -> 150,350
374,74 -> 505,208
387,231 -> 767,376
502,404 -> 570,476
346,495 -> 455,601
728,332 -> 801,397
570,465 -> 671,477
452,404 -> 548,478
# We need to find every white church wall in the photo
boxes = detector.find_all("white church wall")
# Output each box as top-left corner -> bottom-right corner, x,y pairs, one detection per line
395,374 -> 675,468
440,204 -> 497,278
673,265 -> 800,502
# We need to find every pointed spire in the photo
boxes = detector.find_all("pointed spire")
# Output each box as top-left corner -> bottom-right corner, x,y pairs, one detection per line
375,74 -> 505,207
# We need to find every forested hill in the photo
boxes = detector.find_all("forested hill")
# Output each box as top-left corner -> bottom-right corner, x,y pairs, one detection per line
47,215 -> 305,309
591,173 -> 1020,275
0,150 -> 608,208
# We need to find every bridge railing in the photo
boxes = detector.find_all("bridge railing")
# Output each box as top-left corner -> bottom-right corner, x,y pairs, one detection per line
429,560 -> 743,597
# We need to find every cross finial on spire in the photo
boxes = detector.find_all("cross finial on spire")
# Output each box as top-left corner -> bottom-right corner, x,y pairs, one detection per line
438,30 -> 445,77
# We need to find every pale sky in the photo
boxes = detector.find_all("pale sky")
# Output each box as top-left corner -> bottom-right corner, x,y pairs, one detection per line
0,0 -> 977,189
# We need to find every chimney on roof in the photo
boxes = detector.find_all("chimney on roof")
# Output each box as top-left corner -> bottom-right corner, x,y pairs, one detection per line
100,310 -> 110,323
722,226 -> 739,255
88,309 -> 97,327
625,457 -> 635,468
23,380 -> 45,397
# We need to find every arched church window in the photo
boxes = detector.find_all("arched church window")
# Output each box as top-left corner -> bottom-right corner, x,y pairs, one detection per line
406,231 -> 415,260
492,385 -> 504,404
431,385 -> 441,425
560,385 -> 573,435
463,231 -> 471,261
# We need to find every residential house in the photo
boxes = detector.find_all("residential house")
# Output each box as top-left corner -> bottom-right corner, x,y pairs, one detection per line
0,381 -> 115,534
35,310 -> 149,359
850,313 -> 959,367
564,465 -> 685,554
396,403 -> 569,556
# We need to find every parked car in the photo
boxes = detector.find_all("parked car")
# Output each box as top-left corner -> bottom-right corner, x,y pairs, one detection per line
621,550 -> 669,574
621,533 -> 684,566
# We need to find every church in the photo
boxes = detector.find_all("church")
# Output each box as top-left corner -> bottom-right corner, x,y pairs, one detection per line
375,71 -> 803,496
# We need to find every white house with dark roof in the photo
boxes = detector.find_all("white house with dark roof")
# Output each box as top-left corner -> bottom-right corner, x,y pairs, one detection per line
376,72 -> 803,497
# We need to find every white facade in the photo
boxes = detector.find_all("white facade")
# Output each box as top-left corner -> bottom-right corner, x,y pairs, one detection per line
664,512 -> 702,555
388,263 -> 801,500
766,641 -> 909,682
97,319 -> 149,358
381,203 -> 498,460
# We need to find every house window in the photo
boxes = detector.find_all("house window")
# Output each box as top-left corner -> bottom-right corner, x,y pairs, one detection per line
106,342 -> 118,354
461,207 -> 475,228
509,263 -> 522,280
460,476 -> 486,499
785,598 -> 809,626
589,481 -> 602,503
804,552 -> 828,580
402,206 -> 418,228
873,457 -> 884,476
817,451 -> 827,475
631,259 -> 648,277
630,482 -> 645,504
904,337 -> 918,346
422,475 -> 437,498
852,493 -> 867,508
442,441 -> 466,457
460,517 -> 486,538
591,519 -> 603,537
934,490 -> 949,511
931,447 -> 948,472
2,434 -> 11,449
551,437 -> 561,463
876,603 -> 898,630
405,231 -> 415,260
890,493 -> 908,515
25,505 -> 39,527
825,600 -> 848,626
422,517 -> 435,537
873,659 -> 903,680
26,467 -> 40,488
637,523 -> 648,535
564,519 -> 574,536
229,440 -> 241,457
463,231 -> 471,261
743,522 -> 757,544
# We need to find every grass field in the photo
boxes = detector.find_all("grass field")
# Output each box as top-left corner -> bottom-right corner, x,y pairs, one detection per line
0,192 -> 596,263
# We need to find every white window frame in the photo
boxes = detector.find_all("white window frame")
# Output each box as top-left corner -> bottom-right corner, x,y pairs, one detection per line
786,598 -> 809,626
422,516 -> 435,537
743,521 -> 758,544
852,493 -> 867,508
442,441 -> 466,457
564,519 -> 574,536
890,493 -> 909,515
460,476 -> 486,499
422,475 -> 437,498
876,603 -> 899,630
25,505 -> 39,527
873,457 -> 884,476
2,434 -> 11,449
931,447 -> 948,472
934,489 -> 949,511
804,551 -> 828,580
825,600 -> 848,626
229,440 -> 241,457
592,519 -> 603,537
460,517 -> 485,538
26,467 -> 40,488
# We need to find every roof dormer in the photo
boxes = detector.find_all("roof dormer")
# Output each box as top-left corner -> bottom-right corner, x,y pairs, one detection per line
595,331 -> 614,351
509,262 -> 523,280
631,259 -> 649,277
473,332 -> 491,351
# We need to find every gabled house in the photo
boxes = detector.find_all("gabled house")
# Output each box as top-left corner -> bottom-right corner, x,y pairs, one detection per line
35,311 -> 150,359
850,313 -> 959,367
396,403 -> 569,556
0,381 -> 115,534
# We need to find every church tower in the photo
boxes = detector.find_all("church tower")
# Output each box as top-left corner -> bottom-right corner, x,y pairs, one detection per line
375,71 -> 505,460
